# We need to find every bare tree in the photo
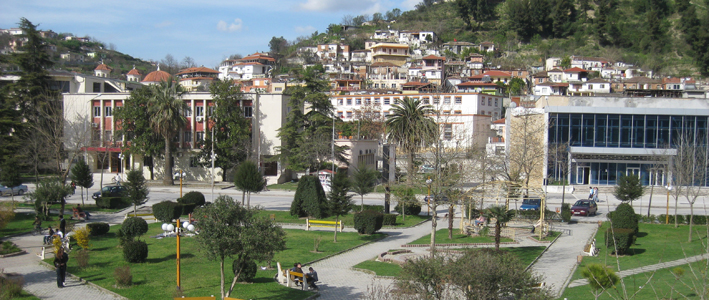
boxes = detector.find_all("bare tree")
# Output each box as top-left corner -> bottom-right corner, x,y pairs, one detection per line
507,108 -> 547,192
160,54 -> 180,74
548,142 -> 570,206
667,134 -> 707,240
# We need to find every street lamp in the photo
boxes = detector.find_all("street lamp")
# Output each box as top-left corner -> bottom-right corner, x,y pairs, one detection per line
174,170 -> 186,197
426,177 -> 433,216
174,218 -> 195,290
118,152 -> 125,181
666,185 -> 672,224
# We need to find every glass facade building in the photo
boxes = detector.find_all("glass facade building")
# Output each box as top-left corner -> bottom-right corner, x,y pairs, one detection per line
547,112 -> 709,186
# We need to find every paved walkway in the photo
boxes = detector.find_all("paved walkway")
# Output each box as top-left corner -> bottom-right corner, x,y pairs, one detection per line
567,252 -> 709,288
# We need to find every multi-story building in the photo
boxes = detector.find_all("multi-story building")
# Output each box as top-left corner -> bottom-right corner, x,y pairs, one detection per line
370,43 -> 410,67
218,53 -> 275,81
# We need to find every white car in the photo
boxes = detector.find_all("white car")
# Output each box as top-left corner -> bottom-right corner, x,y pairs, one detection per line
0,184 -> 28,196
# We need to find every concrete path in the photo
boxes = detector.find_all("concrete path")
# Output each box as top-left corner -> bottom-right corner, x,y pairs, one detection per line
567,252 -> 709,288
529,222 -> 599,297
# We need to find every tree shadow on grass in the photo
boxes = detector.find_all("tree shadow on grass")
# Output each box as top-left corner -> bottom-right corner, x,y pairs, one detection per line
636,232 -> 648,238
629,248 -> 646,255
146,253 -> 194,264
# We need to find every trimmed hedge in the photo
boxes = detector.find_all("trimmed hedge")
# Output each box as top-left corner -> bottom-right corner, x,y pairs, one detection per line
394,203 -> 422,216
121,217 -> 148,239
352,204 -> 384,213
178,191 -> 206,206
123,240 -> 148,263
87,222 -> 110,236
179,203 -> 198,215
382,214 -> 397,225
605,228 -> 635,255
232,259 -> 257,282
561,203 -> 572,222
610,203 -> 639,234
687,215 -> 707,225
96,197 -> 127,209
152,201 -> 182,223
354,210 -> 384,234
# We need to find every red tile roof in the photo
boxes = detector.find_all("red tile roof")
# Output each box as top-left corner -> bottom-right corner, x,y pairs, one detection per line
176,66 -> 219,75
493,118 -> 506,124
142,70 -> 171,83
564,67 -> 587,73
422,55 -> 445,60
95,64 -> 112,71
179,76 -> 215,81
457,81 -> 499,87
483,70 -> 511,77
127,68 -> 141,76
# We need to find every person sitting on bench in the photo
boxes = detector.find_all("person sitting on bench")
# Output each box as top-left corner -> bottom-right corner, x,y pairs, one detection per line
44,227 -> 55,245
75,204 -> 90,219
474,216 -> 486,226
290,263 -> 303,286
306,267 -> 318,290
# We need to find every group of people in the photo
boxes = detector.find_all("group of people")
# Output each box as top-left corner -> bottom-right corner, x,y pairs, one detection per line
290,262 -> 318,290
588,187 -> 601,202
33,215 -> 70,288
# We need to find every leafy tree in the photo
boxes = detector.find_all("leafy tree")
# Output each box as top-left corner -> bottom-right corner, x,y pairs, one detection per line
560,56 -> 571,69
551,0 -> 576,38
506,0 -> 534,41
484,205 -> 516,251
0,158 -> 23,204
197,79 -> 251,180
328,170 -> 353,242
233,160 -> 264,208
581,263 -> 619,299
456,0 -> 492,29
70,159 -> 94,206
395,255 -> 450,299
393,186 -> 417,222
115,86 -> 165,180
194,195 -> 286,299
613,174 -> 644,203
290,176 -> 329,218
351,164 -> 379,211
508,77 -> 526,96
125,169 -> 149,216
0,87 -> 23,166
148,77 -> 188,185
25,178 -> 72,220
385,97 -> 436,186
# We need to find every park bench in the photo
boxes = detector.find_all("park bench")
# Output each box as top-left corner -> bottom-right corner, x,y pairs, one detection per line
275,262 -> 318,291
72,207 -> 86,221
306,218 -> 343,232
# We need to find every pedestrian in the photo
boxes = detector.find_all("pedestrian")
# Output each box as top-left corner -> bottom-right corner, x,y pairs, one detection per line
54,247 -> 69,288
59,215 -> 66,235
588,187 -> 594,199
70,181 -> 76,195
593,187 -> 600,202
114,173 -> 122,185
44,227 -> 55,245
76,204 -> 91,220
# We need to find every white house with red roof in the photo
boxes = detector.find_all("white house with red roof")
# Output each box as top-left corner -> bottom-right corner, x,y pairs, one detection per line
570,56 -> 611,72
218,53 -> 275,81
533,82 -> 569,96
567,78 -> 611,96
94,62 -> 112,78
126,66 -> 142,82
563,67 -> 588,81
176,66 -> 219,91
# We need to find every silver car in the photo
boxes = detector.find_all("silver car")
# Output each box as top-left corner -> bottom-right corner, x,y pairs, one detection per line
0,184 -> 28,196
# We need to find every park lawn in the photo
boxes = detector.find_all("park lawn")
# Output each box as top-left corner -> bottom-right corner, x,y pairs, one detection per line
531,230 -> 560,242
353,246 -> 546,277
13,291 -> 41,300
16,202 -> 127,213
0,212 -> 80,238
52,223 -> 384,300
561,259 -> 709,299
569,222 -> 709,282
256,210 -> 430,228
266,182 -> 299,191
409,229 -> 513,245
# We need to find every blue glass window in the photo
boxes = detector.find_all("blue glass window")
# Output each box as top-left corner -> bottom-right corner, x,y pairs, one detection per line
583,114 -> 594,147
595,115 -> 607,147
658,116 -> 670,147
570,114 -> 582,146
671,116 -> 683,146
607,115 -> 620,147
558,114 -> 569,143
645,115 -> 657,148
621,115 -> 633,147
633,115 -> 645,148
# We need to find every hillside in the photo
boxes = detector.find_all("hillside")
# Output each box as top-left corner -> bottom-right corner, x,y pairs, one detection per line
284,0 -> 707,77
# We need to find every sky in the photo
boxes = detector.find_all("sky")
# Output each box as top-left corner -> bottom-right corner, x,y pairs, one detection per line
1,0 -> 421,69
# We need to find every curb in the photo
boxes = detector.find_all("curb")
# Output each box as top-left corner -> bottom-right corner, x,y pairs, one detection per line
305,234 -> 389,266
525,230 -> 563,272
37,260 -> 129,300
351,267 -> 397,280
402,241 -> 518,248
0,250 -> 27,258
555,224 -> 601,298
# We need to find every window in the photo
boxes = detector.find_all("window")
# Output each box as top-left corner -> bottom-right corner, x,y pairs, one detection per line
600,84 -> 605,89
384,98 -> 390,105
374,83 -> 379,88
356,98 -> 362,105
275,87 -> 283,92
337,99 -> 343,105
196,132 -> 204,142
494,112 -> 498,118
443,97 -> 451,104
454,110 -> 462,114
104,106 -> 112,117
365,98 -> 371,105
184,108 -> 192,117
392,83 -> 396,88
337,111 -> 343,118
184,131 -> 192,144
455,97 -> 462,104
443,110 -> 451,115
488,99 -> 492,106
427,97 -> 433,105
93,82 -> 101,93
481,110 -> 485,115
375,98 -> 380,104
444,124 -> 453,140
244,106 -> 253,117
196,106 -> 204,117
494,99 -> 498,107
346,111 -> 353,118
589,84 -> 594,90
207,106 -> 215,117
93,106 -> 101,117
346,98 -> 352,105
104,130 -> 112,141
481,97 -> 485,105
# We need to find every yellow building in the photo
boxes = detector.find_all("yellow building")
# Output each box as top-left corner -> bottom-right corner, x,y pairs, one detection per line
370,43 -> 410,67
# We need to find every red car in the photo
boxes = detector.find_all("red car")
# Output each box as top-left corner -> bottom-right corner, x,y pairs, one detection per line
571,200 -> 598,216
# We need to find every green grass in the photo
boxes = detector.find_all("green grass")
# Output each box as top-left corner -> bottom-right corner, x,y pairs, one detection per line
353,260 -> 403,277
353,246 -> 546,277
48,222 -> 384,300
255,210 -> 430,228
266,182 -> 299,191
569,223 -> 709,282
561,260 -> 709,299
14,291 -> 41,300
532,230 -> 561,242
0,212 -> 80,238
0,241 -> 22,255
409,229 -> 513,244
16,203 -> 127,213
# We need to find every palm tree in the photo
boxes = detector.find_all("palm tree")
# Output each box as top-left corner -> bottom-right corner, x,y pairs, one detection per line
484,205 -> 516,251
148,78 -> 187,185
385,97 -> 436,185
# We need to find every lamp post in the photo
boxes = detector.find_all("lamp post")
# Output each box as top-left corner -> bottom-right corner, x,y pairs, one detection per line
118,152 -> 125,181
666,185 -> 672,224
426,177 -> 433,216
174,170 -> 186,197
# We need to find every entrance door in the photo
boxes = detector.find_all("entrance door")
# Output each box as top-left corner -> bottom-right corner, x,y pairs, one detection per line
110,152 -> 121,173
577,166 -> 590,184
650,169 -> 665,186
626,167 -> 640,178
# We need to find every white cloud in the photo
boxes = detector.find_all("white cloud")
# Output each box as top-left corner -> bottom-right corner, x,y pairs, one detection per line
154,21 -> 173,28
400,0 -> 420,10
217,18 -> 243,32
298,0 -> 379,12
294,25 -> 316,33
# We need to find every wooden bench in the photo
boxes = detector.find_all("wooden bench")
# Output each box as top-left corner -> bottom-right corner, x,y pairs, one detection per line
275,262 -> 316,291
72,208 -> 86,221
306,219 -> 343,232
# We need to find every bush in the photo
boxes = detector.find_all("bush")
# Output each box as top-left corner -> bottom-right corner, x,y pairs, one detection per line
675,214 -> 685,224
0,275 -> 23,299
561,203 -> 572,222
382,214 -> 397,225
123,240 -> 148,263
178,191 -> 206,206
74,227 -> 90,250
610,203 -> 639,234
688,215 -> 707,225
395,203 -> 422,216
658,214 -> 672,224
87,222 -> 110,236
75,249 -> 90,269
152,201 -> 181,223
179,203 -> 198,215
114,266 -> 132,287
605,228 -> 635,255
96,197 -> 128,209
232,259 -> 257,282
121,217 -> 148,239
290,176 -> 329,218
352,204 -> 384,213
354,210 -> 384,234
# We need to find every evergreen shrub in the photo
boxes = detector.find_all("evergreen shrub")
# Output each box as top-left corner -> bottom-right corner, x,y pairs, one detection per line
95,197 -> 127,209
290,176 -> 328,218
394,203 -> 422,216
123,240 -> 148,263
382,214 -> 397,225
121,217 -> 148,239
177,191 -> 206,206
354,210 -> 384,234
605,228 -> 634,255
152,201 -> 181,223
232,259 -> 258,282
610,203 -> 639,234
87,222 -> 110,236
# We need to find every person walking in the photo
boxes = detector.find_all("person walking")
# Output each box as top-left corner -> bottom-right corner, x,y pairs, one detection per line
593,187 -> 600,202
59,215 -> 66,235
588,187 -> 594,200
54,247 -> 69,288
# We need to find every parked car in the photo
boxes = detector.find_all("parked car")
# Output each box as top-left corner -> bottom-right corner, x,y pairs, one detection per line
0,184 -> 28,196
520,198 -> 542,211
92,185 -> 128,199
419,164 -> 435,173
571,200 -> 598,216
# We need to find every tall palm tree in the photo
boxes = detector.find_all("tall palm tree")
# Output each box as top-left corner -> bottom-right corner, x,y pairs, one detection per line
385,97 -> 436,185
484,205 -> 516,251
148,78 -> 187,185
